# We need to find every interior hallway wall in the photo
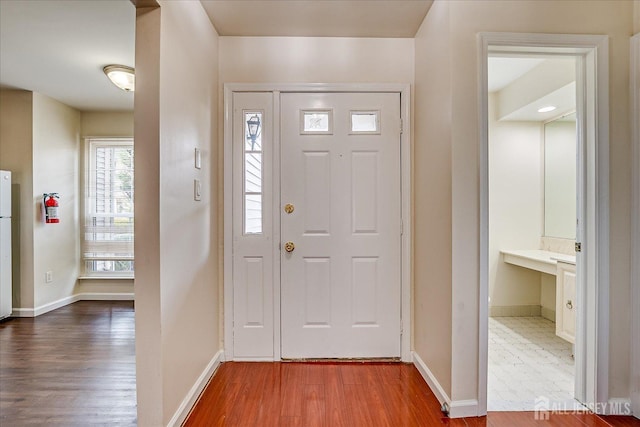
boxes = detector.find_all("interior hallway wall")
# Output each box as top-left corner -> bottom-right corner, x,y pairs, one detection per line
413,1 -> 453,398
134,0 -> 220,424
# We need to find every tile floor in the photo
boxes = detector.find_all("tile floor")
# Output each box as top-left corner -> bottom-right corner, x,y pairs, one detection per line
488,316 -> 580,411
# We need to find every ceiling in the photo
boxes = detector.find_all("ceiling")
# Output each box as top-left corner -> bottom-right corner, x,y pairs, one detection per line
487,57 -> 545,93
0,0 -> 574,121
0,0 -> 431,113
200,1 -> 433,38
0,0 -> 136,111
488,57 -> 576,122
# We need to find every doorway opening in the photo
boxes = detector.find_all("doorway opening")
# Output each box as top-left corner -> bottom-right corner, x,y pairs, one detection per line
486,54 -> 579,411
478,33 -> 610,415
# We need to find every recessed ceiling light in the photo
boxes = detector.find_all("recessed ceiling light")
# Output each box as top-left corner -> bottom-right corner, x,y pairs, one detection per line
537,106 -> 556,113
103,65 -> 135,92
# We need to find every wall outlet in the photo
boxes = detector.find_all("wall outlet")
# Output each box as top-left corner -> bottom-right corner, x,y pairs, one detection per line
45,271 -> 53,283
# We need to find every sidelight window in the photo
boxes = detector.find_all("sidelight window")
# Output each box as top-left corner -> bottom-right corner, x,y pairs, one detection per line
244,112 -> 263,234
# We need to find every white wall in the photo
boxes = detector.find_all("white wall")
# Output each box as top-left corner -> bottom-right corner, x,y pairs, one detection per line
0,90 -> 34,309
413,1 -> 453,397
416,0 -> 634,409
134,1 -> 220,425
0,90 -> 82,312
219,36 -> 414,85
31,92 -> 81,307
488,93 -> 543,310
540,274 -> 556,321
81,111 -> 133,137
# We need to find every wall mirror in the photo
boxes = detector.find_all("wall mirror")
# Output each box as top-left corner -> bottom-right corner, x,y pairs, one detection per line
544,112 -> 577,239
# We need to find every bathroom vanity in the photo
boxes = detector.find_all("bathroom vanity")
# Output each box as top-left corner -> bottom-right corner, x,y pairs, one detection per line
555,260 -> 576,343
501,249 -> 576,343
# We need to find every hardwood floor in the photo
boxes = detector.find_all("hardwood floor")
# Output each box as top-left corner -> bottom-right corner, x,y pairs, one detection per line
0,301 -> 136,426
2,304 -> 638,427
185,362 -> 640,427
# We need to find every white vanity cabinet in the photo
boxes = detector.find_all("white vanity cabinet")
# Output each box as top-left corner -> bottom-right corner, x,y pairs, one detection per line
555,261 -> 576,343
500,249 -> 577,344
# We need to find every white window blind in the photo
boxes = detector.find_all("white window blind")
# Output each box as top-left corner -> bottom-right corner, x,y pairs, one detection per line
83,139 -> 134,276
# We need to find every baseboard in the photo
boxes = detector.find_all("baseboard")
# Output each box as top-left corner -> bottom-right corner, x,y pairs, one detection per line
76,292 -> 134,301
11,292 -> 135,317
541,306 -> 556,322
489,305 -> 542,317
167,349 -> 224,427
14,294 -> 82,317
232,357 -> 276,362
412,351 -> 451,411
412,351 -> 479,418
11,308 -> 36,317
449,399 -> 480,418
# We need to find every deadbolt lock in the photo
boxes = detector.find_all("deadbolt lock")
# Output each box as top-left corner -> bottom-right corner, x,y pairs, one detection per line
284,241 -> 295,253
284,203 -> 295,214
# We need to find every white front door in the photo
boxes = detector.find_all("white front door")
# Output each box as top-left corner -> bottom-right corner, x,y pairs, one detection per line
280,92 -> 401,358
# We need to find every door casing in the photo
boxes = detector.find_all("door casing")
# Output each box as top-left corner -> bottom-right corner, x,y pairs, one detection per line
223,83 -> 412,362
478,33 -> 610,416
631,32 -> 640,419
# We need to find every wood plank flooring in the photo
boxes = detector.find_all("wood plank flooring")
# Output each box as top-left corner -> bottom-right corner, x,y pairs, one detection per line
2,302 -> 638,427
185,362 -> 640,427
0,301 -> 137,426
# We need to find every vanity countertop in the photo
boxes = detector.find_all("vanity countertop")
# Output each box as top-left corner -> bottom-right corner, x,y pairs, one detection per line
501,249 -> 576,275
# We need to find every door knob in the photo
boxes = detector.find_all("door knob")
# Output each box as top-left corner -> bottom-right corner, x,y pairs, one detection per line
284,203 -> 294,214
566,300 -> 573,310
284,241 -> 295,253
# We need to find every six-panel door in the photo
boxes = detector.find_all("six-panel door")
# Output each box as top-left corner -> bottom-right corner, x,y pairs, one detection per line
280,92 -> 401,358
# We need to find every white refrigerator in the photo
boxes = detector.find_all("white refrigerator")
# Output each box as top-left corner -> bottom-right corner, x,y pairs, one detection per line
0,170 -> 12,319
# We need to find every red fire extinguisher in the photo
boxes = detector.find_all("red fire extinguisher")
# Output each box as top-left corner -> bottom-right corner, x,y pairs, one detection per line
44,193 -> 60,223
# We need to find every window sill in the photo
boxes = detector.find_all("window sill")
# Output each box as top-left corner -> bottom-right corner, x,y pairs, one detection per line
78,276 -> 134,281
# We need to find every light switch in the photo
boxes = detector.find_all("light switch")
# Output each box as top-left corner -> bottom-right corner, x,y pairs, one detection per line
194,179 -> 202,201
195,148 -> 201,169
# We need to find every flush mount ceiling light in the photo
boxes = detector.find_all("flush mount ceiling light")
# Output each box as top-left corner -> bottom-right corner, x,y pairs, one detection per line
537,105 -> 556,113
103,65 -> 135,92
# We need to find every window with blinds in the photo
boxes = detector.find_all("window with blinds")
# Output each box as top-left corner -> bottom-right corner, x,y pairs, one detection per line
83,139 -> 134,277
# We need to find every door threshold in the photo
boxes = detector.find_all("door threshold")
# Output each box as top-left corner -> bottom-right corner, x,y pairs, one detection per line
281,357 -> 402,363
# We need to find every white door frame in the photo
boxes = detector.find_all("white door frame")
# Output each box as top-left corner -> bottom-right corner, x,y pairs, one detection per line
477,33 -> 610,415
631,33 -> 640,419
223,83 -> 412,362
